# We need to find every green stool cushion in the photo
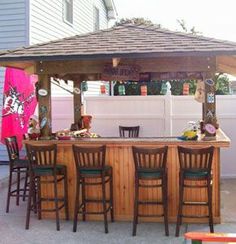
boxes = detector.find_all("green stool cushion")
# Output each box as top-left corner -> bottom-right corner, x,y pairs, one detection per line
33,164 -> 65,175
184,171 -> 208,178
138,170 -> 162,179
80,165 -> 111,175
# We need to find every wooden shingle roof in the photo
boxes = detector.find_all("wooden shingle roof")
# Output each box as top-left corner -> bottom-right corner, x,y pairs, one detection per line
1,23 -> 236,62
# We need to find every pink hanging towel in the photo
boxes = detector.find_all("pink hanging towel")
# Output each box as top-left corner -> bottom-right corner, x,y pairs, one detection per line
0,68 -> 38,149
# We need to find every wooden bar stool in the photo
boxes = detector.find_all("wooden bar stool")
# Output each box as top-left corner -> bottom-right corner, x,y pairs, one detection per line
119,126 -> 140,138
5,136 -> 29,213
132,146 -> 169,236
25,144 -> 69,231
72,145 -> 114,233
175,146 -> 214,237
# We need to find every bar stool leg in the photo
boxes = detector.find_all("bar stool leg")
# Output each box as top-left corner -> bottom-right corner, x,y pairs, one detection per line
109,170 -> 114,222
37,177 -> 42,220
6,168 -> 13,213
207,178 -> 214,233
73,177 -> 80,232
82,178 -> 86,221
175,174 -> 184,237
23,171 -> 28,201
16,169 -> 20,205
102,174 -> 108,233
64,170 -> 69,221
132,176 -> 139,236
25,174 -> 34,229
162,174 -> 169,236
53,175 -> 60,231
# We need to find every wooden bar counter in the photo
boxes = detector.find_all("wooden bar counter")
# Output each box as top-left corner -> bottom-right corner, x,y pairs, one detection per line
25,129 -> 230,223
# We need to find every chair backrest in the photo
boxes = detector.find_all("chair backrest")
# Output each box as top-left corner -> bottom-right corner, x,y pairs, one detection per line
26,144 -> 57,169
132,146 -> 168,171
72,145 -> 106,170
177,146 -> 214,172
119,126 -> 140,138
5,136 -> 19,162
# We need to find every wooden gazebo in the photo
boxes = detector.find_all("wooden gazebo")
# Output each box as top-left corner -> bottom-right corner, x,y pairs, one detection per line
0,23 -> 236,138
0,24 -> 234,223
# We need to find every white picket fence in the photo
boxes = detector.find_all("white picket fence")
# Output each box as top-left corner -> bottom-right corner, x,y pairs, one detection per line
52,95 -> 236,178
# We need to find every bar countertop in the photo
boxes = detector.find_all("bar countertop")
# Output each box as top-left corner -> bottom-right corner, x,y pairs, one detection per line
25,128 -> 230,148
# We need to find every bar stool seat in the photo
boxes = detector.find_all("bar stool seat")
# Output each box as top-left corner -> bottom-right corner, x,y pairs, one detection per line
132,146 -> 169,236
138,169 -> 162,178
72,145 -> 114,234
175,146 -> 214,237
25,144 -> 69,231
5,136 -> 29,213
80,165 -> 112,175
33,164 -> 66,175
119,126 -> 140,138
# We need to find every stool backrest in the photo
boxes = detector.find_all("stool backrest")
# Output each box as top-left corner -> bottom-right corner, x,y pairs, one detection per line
119,126 -> 140,138
5,136 -> 19,162
132,146 -> 168,170
72,145 -> 106,170
178,146 -> 214,172
26,144 -> 57,169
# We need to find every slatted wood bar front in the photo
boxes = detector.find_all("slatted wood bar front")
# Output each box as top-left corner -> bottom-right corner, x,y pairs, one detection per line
25,129 -> 230,223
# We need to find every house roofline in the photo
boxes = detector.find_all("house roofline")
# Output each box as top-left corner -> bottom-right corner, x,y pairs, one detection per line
104,0 -> 118,19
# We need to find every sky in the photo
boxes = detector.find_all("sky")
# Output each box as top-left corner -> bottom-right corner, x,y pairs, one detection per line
113,0 -> 236,42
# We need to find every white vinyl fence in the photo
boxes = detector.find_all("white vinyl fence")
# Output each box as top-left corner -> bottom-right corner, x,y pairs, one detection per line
51,95 -> 236,178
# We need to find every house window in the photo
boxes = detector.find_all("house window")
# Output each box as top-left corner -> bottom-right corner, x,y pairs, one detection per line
93,6 -> 100,31
63,0 -> 73,25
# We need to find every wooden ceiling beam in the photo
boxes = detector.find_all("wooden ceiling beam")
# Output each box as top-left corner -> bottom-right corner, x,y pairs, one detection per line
35,56 -> 216,75
216,55 -> 236,75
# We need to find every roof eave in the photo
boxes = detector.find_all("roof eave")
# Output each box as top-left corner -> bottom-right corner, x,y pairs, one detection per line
1,50 -> 236,63
104,0 -> 117,19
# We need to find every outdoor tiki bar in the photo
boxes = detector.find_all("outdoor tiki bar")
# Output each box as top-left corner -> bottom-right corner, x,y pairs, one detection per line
0,24 -> 235,227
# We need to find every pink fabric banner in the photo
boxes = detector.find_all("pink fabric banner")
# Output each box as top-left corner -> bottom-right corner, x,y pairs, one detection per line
1,68 -> 38,149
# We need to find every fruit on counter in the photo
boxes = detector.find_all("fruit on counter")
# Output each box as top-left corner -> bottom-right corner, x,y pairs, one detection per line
183,130 -> 197,139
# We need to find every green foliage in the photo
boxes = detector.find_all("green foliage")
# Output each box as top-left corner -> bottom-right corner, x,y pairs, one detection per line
215,74 -> 230,95
113,74 -> 230,96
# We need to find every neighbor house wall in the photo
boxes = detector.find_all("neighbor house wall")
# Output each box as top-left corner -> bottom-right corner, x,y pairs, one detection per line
0,0 -> 29,161
29,0 -> 108,44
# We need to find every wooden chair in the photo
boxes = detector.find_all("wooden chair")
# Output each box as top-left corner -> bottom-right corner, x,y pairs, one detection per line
5,136 -> 29,213
119,126 -> 140,138
25,144 -> 69,231
185,232 -> 236,243
132,146 -> 169,236
72,145 -> 114,233
175,146 -> 214,237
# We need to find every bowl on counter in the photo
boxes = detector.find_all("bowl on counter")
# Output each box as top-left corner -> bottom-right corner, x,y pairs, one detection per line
57,135 -> 72,140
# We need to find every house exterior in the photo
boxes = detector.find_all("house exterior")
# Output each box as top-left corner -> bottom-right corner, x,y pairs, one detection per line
0,0 -> 117,161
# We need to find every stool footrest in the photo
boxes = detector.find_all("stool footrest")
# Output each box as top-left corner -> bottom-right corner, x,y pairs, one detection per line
78,207 -> 111,215
182,214 -> 209,218
183,201 -> 208,206
138,200 -> 163,205
84,199 -> 111,203
138,214 -> 164,218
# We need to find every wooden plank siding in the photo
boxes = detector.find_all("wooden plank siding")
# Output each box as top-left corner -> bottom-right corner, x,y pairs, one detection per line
30,0 -> 108,45
25,129 -> 229,222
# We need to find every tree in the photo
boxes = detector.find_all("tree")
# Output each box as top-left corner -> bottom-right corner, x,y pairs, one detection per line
177,19 -> 201,35
114,17 -> 160,27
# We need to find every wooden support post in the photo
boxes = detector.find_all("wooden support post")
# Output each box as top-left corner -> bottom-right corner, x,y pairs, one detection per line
37,74 -> 52,139
203,77 -> 217,139
73,79 -> 82,128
